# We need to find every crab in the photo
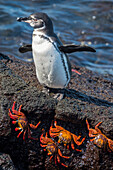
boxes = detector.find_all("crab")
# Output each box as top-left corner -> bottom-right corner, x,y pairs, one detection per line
8,101 -> 41,141
86,119 -> 113,152
40,131 -> 70,167
49,121 -> 85,151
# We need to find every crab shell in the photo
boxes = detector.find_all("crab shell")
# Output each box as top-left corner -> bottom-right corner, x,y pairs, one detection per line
49,121 -> 85,151
40,132 -> 70,167
58,131 -> 71,144
46,142 -> 57,155
93,134 -> 108,149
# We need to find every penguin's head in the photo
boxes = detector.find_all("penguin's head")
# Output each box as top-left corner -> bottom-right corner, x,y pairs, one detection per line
17,12 -> 53,34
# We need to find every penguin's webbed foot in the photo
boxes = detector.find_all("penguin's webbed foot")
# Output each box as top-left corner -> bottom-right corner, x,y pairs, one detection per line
52,89 -> 65,101
53,93 -> 64,101
42,87 -> 65,101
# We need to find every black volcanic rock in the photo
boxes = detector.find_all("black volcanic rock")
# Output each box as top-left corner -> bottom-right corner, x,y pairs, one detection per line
0,153 -> 15,170
0,53 -> 113,170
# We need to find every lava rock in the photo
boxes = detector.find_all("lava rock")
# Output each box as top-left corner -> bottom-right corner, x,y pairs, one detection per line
0,54 -> 113,170
0,153 -> 15,170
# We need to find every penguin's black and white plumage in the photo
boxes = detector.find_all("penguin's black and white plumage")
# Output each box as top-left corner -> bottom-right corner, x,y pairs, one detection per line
17,12 -> 96,99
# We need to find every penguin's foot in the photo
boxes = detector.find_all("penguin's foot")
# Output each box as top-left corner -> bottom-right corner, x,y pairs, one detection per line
42,87 -> 65,101
53,93 -> 64,101
42,86 -> 50,95
52,89 -> 65,101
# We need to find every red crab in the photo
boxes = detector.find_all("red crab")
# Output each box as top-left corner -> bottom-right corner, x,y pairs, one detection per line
49,121 -> 85,151
86,119 -> 113,152
8,101 -> 41,141
40,131 -> 70,167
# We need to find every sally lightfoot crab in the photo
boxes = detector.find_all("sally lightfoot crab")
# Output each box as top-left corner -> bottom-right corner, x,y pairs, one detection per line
8,101 -> 41,141
40,131 -> 70,167
49,121 -> 85,151
86,119 -> 113,152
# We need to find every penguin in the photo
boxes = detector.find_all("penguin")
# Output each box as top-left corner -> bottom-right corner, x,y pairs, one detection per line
17,12 -> 96,100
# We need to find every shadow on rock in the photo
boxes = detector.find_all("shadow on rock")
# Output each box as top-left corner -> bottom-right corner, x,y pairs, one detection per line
65,89 -> 113,107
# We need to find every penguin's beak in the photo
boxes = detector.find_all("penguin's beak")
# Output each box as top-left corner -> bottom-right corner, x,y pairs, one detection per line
17,16 -> 31,23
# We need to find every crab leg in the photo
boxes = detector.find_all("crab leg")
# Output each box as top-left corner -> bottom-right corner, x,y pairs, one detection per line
95,122 -> 102,133
40,140 -> 47,144
40,134 -> 47,144
86,119 -> 102,134
8,109 -> 19,120
18,105 -> 25,117
50,121 -> 63,131
57,155 -> 68,168
86,119 -> 98,137
12,101 -> 25,116
72,134 -> 81,141
76,148 -> 82,152
72,134 -> 85,146
18,104 -> 22,112
40,144 -> 47,147
107,139 -> 113,152
89,134 -> 97,138
58,149 -> 70,159
90,138 -> 95,142
15,128 -> 23,138
71,140 -> 82,152
49,128 -> 58,137
50,132 -> 60,138
54,121 -> 64,131
75,137 -> 85,145
66,144 -> 70,149
86,119 -> 90,130
50,128 -> 61,133
29,121 -> 41,129
71,140 -> 76,150
23,129 -> 27,141
17,131 -> 23,138
49,155 -> 53,161
55,155 -> 57,165
12,101 -> 21,115
12,101 -> 16,111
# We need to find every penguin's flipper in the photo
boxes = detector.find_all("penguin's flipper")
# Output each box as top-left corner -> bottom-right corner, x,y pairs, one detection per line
19,44 -> 32,53
59,45 -> 96,53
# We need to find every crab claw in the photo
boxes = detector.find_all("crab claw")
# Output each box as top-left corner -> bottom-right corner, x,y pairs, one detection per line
29,121 -> 41,129
15,127 -> 21,131
12,120 -> 18,124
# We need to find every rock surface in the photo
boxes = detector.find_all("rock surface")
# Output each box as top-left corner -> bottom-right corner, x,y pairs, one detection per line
0,152 -> 15,170
0,53 -> 113,170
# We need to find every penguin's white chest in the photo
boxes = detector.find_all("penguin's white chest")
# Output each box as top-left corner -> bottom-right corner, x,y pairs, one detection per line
32,34 -> 70,89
